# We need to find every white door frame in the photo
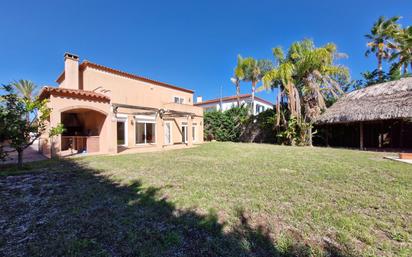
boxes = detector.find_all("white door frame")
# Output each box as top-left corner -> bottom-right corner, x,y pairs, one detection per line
135,121 -> 156,145
116,115 -> 128,146
181,124 -> 188,143
164,121 -> 173,145
192,124 -> 197,143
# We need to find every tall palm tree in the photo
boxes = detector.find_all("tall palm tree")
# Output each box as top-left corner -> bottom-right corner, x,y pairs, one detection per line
241,58 -> 272,114
293,41 -> 349,145
11,80 -> 37,100
262,49 -> 300,126
11,80 -> 38,124
231,55 -> 245,107
390,26 -> 412,75
365,16 -> 401,80
241,57 -> 260,114
263,39 -> 349,146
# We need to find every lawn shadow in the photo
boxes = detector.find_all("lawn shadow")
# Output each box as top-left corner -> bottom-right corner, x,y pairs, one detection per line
1,159 -> 352,257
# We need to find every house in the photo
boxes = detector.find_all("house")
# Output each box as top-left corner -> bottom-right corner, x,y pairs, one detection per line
316,77 -> 412,150
194,94 -> 273,115
39,53 -> 203,157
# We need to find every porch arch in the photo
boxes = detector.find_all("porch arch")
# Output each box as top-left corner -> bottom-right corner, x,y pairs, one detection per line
58,105 -> 108,116
60,107 -> 108,154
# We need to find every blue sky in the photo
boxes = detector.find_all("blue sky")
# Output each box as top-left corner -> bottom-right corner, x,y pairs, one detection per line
1,0 -> 411,102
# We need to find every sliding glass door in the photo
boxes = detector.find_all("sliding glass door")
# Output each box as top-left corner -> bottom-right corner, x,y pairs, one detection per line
181,125 -> 188,143
117,116 -> 128,146
135,121 -> 156,144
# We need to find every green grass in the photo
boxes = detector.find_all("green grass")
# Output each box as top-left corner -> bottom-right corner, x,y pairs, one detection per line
1,142 -> 411,256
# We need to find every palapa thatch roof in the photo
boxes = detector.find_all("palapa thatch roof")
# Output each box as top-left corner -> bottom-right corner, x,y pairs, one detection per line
317,77 -> 412,124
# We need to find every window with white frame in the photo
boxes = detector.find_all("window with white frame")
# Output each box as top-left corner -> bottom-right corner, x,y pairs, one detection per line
255,104 -> 265,114
116,117 -> 128,146
135,115 -> 156,144
174,96 -> 184,104
192,124 -> 197,142
181,122 -> 188,143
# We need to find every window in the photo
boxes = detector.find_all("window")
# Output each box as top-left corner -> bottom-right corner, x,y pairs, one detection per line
174,96 -> 184,104
192,125 -> 196,142
117,121 -> 126,145
135,121 -> 156,144
205,106 -> 217,113
255,104 -> 265,114
116,115 -> 128,146
181,123 -> 188,143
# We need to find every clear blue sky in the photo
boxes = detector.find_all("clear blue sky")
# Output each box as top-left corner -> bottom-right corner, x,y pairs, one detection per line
1,0 -> 411,102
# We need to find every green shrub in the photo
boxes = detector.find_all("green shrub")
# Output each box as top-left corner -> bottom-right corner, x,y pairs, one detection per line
203,105 -> 313,145
204,106 -> 249,141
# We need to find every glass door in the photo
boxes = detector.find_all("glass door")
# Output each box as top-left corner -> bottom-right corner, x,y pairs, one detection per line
181,125 -> 188,143
135,121 -> 156,144
117,121 -> 126,146
164,122 -> 172,145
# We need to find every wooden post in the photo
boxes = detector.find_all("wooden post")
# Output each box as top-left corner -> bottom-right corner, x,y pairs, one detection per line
360,122 -> 364,150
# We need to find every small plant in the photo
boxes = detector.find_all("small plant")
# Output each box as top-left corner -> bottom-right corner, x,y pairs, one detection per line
49,123 -> 65,158
276,116 -> 313,146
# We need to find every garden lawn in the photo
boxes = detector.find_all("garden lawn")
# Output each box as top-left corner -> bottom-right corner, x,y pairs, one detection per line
1,142 -> 411,257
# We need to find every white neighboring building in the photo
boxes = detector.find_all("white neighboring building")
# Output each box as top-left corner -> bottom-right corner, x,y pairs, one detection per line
194,94 -> 273,115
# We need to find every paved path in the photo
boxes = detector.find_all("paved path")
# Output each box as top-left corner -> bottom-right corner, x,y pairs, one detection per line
1,144 -> 47,165
384,156 -> 412,165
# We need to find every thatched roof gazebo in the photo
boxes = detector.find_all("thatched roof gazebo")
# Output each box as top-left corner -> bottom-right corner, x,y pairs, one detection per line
316,78 -> 412,150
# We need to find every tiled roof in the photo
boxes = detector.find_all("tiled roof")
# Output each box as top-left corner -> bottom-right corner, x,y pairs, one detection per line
56,61 -> 194,94
194,94 -> 273,106
39,86 -> 111,103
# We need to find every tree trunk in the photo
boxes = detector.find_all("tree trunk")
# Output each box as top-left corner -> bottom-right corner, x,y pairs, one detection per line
403,63 -> 408,75
251,81 -> 256,115
286,82 -> 296,117
276,88 -> 281,126
236,82 -> 240,107
308,126 -> 313,147
378,54 -> 383,81
17,149 -> 23,169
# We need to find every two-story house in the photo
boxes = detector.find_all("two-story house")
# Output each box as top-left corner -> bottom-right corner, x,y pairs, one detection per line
194,94 -> 273,115
39,53 -> 203,157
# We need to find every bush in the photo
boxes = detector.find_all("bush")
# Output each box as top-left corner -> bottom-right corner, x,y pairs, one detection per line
203,105 -> 313,146
204,106 -> 249,142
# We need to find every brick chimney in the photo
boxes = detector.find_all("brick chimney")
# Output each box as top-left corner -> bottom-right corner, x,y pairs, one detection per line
63,52 -> 79,89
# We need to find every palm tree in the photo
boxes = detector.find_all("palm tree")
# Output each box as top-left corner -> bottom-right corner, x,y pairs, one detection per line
241,57 -> 260,114
230,55 -> 245,107
11,80 -> 37,100
262,50 -> 300,126
11,80 -> 38,125
241,58 -> 272,114
390,26 -> 412,75
365,16 -> 401,80
263,39 -> 349,146
293,40 -> 349,145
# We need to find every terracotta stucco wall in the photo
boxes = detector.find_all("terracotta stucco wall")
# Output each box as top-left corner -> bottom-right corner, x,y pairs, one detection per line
81,67 -> 194,108
113,108 -> 203,149
47,61 -> 203,156
41,95 -> 115,156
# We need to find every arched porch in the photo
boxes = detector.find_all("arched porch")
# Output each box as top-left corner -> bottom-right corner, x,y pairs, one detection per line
60,108 -> 107,155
